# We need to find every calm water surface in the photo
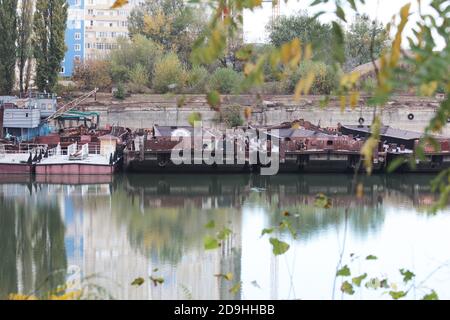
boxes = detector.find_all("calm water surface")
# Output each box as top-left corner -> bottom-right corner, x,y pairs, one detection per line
1,174 -> 449,300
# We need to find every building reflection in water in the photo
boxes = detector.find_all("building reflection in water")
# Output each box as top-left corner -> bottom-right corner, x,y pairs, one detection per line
0,173 -> 445,300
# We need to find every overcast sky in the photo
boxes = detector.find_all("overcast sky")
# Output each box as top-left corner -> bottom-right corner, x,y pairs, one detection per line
243,0 -> 444,48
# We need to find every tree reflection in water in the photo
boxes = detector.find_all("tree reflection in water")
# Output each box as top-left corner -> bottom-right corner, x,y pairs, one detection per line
0,173 -> 445,300
0,195 -> 67,299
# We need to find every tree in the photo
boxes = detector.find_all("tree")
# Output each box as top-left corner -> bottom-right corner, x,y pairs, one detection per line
109,35 -> 162,84
0,0 -> 18,95
128,0 -> 207,64
72,60 -> 112,91
152,52 -> 186,93
267,11 -> 334,63
17,0 -> 34,94
33,0 -> 67,92
344,14 -> 389,71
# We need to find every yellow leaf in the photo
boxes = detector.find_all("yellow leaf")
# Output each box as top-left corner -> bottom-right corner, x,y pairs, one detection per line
390,3 -> 411,67
110,0 -> 128,9
281,42 -> 291,64
420,81 -> 438,96
304,43 -> 313,61
340,95 -> 347,112
8,293 -> 38,300
244,106 -> 252,120
356,183 -> 364,199
350,91 -> 360,109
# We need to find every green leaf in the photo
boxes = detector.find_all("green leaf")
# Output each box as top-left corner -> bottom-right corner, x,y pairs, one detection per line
341,281 -> 355,295
314,193 -> 332,208
204,235 -> 219,250
261,228 -> 274,236
269,237 -> 290,255
366,255 -> 378,260
217,227 -> 232,240
400,269 -> 415,283
229,282 -> 241,295
422,290 -> 439,300
215,272 -> 233,281
389,290 -> 407,300
204,220 -> 215,229
387,156 -> 407,173
150,276 -> 164,286
131,277 -> 145,286
335,5 -> 347,22
336,265 -> 351,277
352,273 -> 367,287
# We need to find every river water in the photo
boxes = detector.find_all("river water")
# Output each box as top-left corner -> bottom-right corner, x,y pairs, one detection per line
0,174 -> 449,300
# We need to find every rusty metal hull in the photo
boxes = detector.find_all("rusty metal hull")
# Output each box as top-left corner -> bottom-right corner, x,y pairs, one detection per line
127,160 -> 249,173
386,152 -> 450,173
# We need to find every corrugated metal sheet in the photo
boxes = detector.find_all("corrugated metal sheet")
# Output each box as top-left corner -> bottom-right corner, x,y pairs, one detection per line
3,108 -> 41,128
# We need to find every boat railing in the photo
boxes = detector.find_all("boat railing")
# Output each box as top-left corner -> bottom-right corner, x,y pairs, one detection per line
46,142 -> 106,159
0,144 -> 48,156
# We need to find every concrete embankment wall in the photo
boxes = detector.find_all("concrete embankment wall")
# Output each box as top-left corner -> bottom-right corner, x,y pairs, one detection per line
79,94 -> 449,135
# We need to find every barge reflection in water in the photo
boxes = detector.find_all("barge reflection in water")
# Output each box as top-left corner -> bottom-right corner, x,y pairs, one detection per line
0,174 -> 449,300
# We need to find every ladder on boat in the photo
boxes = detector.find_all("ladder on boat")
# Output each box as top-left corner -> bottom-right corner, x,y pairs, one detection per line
44,88 -> 98,122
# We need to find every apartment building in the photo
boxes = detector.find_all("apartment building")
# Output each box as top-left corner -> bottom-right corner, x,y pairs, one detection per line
61,0 -> 141,77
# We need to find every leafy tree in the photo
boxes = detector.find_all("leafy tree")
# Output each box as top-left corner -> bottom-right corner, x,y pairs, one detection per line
0,0 -> 18,94
128,0 -> 207,64
209,68 -> 243,94
33,0 -> 68,92
344,14 -> 389,71
267,11 -> 334,63
284,61 -> 340,95
128,63 -> 150,93
109,35 -> 162,84
72,60 -> 112,90
186,65 -> 209,93
17,0 -> 34,94
152,52 -> 187,93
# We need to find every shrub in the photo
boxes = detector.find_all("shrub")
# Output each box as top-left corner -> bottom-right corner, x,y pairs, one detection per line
128,63 -> 150,93
109,35 -> 163,84
113,83 -> 126,100
284,61 -> 338,95
186,66 -> 209,93
221,106 -> 243,128
187,112 -> 202,126
72,60 -> 112,91
152,53 -> 187,93
208,68 -> 243,94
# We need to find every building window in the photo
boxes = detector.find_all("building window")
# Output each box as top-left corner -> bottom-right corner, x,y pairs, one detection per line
60,67 -> 65,73
74,44 -> 81,51
74,55 -> 81,63
90,20 -> 94,26
74,32 -> 81,40
88,9 -> 94,15
85,42 -> 91,49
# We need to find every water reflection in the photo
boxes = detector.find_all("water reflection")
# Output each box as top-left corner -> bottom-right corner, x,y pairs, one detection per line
0,174 -> 448,299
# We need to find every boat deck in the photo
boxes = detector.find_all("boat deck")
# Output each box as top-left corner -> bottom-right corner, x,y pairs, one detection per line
37,154 -> 111,166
